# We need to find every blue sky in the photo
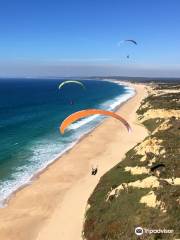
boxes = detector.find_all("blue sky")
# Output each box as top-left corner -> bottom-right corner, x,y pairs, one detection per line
0,0 -> 180,77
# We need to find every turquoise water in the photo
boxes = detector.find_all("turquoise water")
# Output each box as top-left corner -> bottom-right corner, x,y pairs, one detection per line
0,79 -> 134,206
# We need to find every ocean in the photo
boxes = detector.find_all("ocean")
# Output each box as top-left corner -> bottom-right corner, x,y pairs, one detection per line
0,78 -> 135,207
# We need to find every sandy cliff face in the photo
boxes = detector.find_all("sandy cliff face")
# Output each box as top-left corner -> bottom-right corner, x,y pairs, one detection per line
84,83 -> 180,240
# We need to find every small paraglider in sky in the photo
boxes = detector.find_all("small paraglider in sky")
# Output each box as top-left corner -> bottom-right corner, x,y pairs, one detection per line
125,39 -> 137,45
58,80 -> 85,90
118,39 -> 137,59
59,109 -> 132,134
118,39 -> 138,46
58,80 -> 85,105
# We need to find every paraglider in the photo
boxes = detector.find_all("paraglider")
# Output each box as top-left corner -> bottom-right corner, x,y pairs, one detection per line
91,167 -> 98,175
118,39 -> 137,46
58,80 -> 85,90
58,80 -> 85,105
60,109 -> 131,134
118,39 -> 137,59
150,163 -> 166,172
125,39 -> 137,45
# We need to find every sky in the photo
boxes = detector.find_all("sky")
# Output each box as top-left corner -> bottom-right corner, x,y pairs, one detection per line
0,0 -> 180,77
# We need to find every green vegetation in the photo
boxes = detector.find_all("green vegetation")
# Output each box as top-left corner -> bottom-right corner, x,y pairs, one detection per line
83,84 -> 180,240
143,118 -> 165,132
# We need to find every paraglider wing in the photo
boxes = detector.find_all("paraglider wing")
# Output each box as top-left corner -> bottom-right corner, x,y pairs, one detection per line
125,39 -> 137,45
150,163 -> 165,172
58,80 -> 85,90
60,109 -> 131,134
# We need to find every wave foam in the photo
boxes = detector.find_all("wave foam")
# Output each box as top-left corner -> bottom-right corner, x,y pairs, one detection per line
68,84 -> 135,132
0,81 -> 135,207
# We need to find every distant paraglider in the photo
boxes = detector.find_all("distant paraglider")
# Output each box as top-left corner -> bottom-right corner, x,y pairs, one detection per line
150,163 -> 166,172
58,80 -> 85,90
118,39 -> 138,46
125,39 -> 137,45
118,39 -> 137,59
60,109 -> 131,134
91,166 -> 98,175
58,80 -> 85,105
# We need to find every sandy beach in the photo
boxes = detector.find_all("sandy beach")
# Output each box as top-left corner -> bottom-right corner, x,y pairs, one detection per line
0,82 -> 147,240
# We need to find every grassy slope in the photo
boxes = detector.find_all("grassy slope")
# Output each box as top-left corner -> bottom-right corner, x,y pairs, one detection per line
83,84 -> 180,240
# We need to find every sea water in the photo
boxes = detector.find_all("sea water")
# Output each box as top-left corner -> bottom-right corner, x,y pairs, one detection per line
0,78 -> 135,206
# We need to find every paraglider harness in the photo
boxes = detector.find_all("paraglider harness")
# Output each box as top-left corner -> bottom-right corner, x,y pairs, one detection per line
91,167 -> 98,175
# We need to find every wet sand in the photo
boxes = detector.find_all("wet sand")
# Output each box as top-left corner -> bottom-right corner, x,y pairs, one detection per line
0,82 -> 148,240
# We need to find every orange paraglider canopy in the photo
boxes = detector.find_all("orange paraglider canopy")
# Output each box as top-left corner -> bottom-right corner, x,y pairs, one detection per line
60,109 -> 131,134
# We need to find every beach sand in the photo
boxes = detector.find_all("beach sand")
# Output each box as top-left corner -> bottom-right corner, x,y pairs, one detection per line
0,82 -> 147,240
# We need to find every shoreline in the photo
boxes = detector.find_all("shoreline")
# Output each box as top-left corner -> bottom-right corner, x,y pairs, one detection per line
0,80 -> 135,208
0,81 -> 147,240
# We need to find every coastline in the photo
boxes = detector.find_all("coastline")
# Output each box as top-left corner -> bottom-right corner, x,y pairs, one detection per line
0,80 -> 135,207
0,81 -> 147,240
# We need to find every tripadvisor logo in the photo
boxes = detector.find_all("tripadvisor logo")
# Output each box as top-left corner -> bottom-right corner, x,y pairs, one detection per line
135,226 -> 174,236
135,227 -> 144,236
